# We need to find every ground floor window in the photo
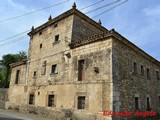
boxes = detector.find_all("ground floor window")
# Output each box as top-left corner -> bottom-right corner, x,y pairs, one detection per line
135,97 -> 139,110
48,95 -> 55,107
29,94 -> 35,105
146,97 -> 151,110
78,96 -> 85,109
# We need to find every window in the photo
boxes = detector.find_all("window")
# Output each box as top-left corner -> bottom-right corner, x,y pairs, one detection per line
33,71 -> 37,77
54,35 -> 59,42
15,70 -> 20,84
48,95 -> 54,107
135,97 -> 139,110
78,59 -> 85,81
29,94 -> 35,105
146,97 -> 151,110
39,32 -> 42,35
147,68 -> 150,79
159,96 -> 160,107
156,71 -> 159,80
141,65 -> 144,76
40,44 -> 42,48
133,62 -> 137,74
78,96 -> 85,109
51,64 -> 58,74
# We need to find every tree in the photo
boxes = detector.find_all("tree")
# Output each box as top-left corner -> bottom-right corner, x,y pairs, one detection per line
0,51 -> 27,88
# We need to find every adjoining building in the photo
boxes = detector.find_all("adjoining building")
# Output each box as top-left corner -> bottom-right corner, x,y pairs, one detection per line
6,3 -> 160,120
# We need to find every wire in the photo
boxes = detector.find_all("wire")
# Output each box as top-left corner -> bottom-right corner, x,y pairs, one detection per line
85,0 -> 121,14
0,0 -> 126,45
0,30 -> 29,43
92,0 -> 128,18
0,35 -> 28,47
0,0 -> 69,23
80,0 -> 104,10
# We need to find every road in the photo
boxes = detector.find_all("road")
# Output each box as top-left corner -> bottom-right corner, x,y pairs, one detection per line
0,109 -> 52,120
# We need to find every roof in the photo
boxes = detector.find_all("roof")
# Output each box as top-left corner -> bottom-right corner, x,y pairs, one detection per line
10,59 -> 27,68
28,5 -> 108,36
69,29 -> 160,67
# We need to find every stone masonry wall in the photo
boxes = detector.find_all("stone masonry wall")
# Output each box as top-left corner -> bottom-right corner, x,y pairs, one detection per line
0,88 -> 8,109
112,38 -> 160,119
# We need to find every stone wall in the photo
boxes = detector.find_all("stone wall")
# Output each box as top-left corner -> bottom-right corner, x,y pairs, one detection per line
0,88 -> 8,109
112,37 -> 160,119
5,104 -> 108,120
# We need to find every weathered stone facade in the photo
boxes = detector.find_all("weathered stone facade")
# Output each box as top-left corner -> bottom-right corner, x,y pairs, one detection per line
6,4 -> 160,120
0,88 -> 8,109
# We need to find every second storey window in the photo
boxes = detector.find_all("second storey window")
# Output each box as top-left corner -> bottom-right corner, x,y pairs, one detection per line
141,65 -> 144,76
147,68 -> 150,79
51,64 -> 58,74
156,71 -> 159,80
15,70 -> 20,84
78,59 -> 85,81
133,62 -> 137,74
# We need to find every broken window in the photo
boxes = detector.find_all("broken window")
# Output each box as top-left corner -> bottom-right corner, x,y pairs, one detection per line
48,95 -> 54,107
78,96 -> 85,109
15,70 -> 20,84
147,68 -> 150,79
156,71 -> 159,80
135,97 -> 139,110
78,59 -> 85,81
141,65 -> 144,76
133,62 -> 137,74
29,94 -> 35,105
41,61 -> 46,75
51,64 -> 58,74
146,97 -> 151,110
54,35 -> 59,42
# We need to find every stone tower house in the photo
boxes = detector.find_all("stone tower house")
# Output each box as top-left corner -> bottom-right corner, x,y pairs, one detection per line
6,3 -> 160,120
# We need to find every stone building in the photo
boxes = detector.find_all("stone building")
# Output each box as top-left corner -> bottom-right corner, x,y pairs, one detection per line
6,3 -> 160,120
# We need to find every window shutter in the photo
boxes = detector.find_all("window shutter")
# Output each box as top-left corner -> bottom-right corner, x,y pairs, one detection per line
41,61 -> 46,75
73,57 -> 78,70
85,58 -> 89,69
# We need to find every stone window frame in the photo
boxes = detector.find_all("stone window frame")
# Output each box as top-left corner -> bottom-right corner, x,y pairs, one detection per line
15,69 -> 20,84
28,92 -> 35,105
50,64 -> 58,75
133,62 -> 138,74
75,92 -> 88,110
46,91 -> 57,107
53,34 -> 60,44
134,94 -> 141,110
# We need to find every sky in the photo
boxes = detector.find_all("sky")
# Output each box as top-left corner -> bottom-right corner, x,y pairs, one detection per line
0,0 -> 160,61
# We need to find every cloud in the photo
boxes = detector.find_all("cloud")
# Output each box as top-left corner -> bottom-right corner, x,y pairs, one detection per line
143,5 -> 160,18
